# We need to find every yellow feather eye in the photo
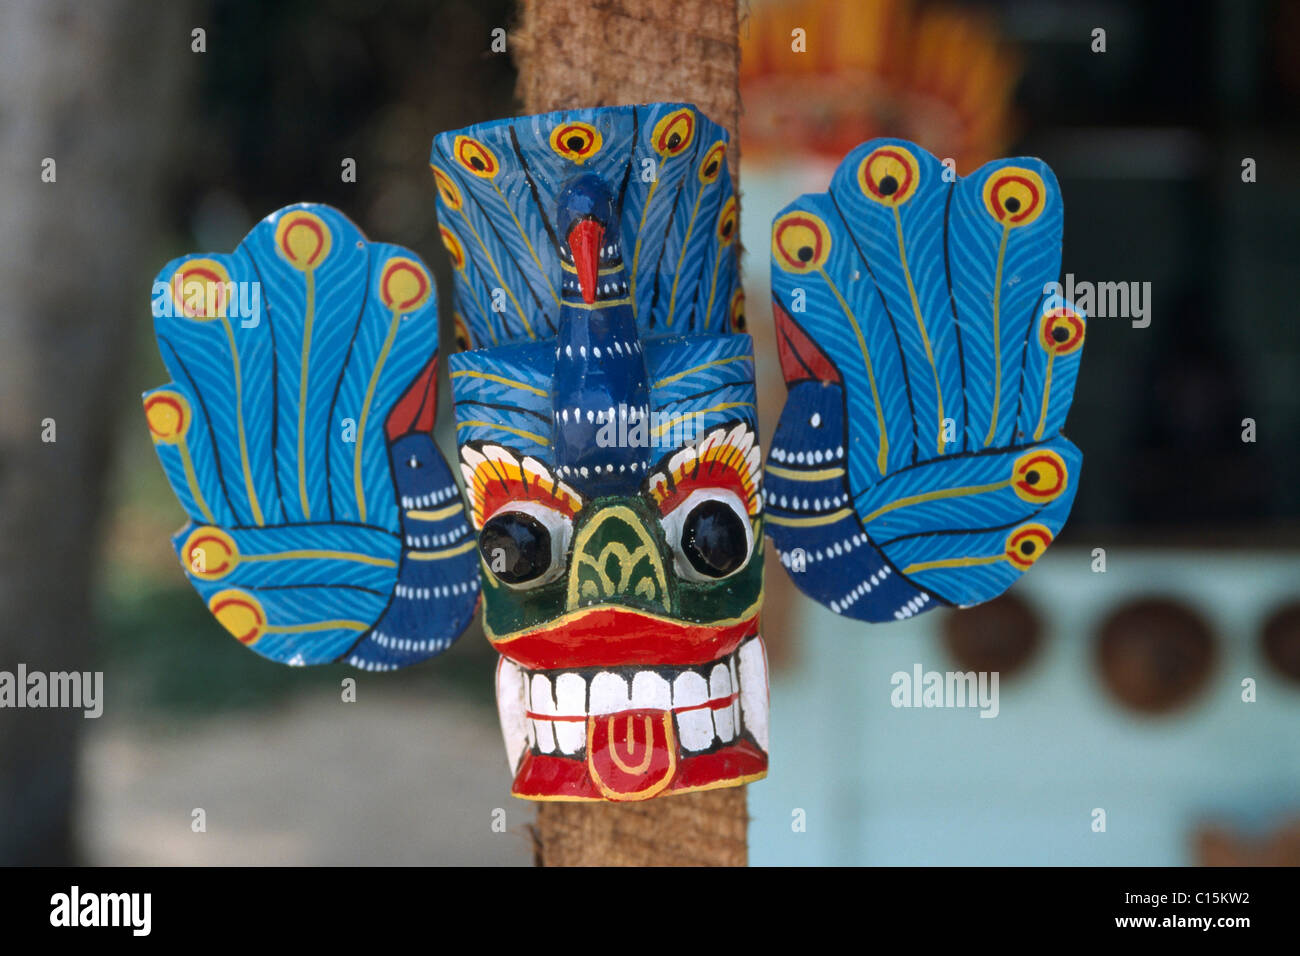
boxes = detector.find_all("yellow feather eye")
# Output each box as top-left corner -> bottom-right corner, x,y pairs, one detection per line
983,167 -> 1047,226
144,391 -> 191,444
170,257 -> 232,320
549,122 -> 602,164
858,145 -> 920,206
1005,523 -> 1053,570
772,210 -> 831,272
699,141 -> 727,183
275,210 -> 332,271
453,312 -> 473,352
183,526 -> 239,580
431,165 -> 463,210
439,225 -> 466,271
454,135 -> 499,178
729,289 -> 746,332
716,196 -> 739,245
1040,306 -> 1085,355
652,108 -> 695,158
378,257 -> 432,313
208,589 -> 266,645
1012,450 -> 1067,503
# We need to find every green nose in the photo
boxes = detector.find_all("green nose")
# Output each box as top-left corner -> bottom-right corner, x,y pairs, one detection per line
566,502 -> 673,614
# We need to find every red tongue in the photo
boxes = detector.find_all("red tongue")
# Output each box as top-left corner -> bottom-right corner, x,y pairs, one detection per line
586,708 -> 677,800
568,219 -> 604,304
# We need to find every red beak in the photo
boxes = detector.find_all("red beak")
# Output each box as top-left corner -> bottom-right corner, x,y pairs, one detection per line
568,219 -> 604,305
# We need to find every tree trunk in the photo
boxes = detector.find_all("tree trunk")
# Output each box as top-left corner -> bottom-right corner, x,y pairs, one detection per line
513,0 -> 748,867
0,0 -> 191,863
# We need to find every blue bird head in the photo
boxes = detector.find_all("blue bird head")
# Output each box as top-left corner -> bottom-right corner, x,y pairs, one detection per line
556,174 -> 620,305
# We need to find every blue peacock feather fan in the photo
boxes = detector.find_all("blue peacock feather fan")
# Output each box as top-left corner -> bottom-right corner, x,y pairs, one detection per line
143,204 -> 479,669
765,139 -> 1085,621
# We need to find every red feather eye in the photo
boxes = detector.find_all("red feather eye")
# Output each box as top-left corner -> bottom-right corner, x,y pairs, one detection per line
378,257 -> 431,313
1012,449 -> 1068,503
459,444 -> 583,531
858,145 -> 920,206
1005,523 -> 1053,570
772,210 -> 831,272
1040,306 -> 1085,355
652,108 -> 695,158
454,135 -> 499,178
170,257 -> 232,320
698,141 -> 727,183
646,422 -> 761,518
431,165 -> 463,210
983,167 -> 1047,226
550,121 -> 602,164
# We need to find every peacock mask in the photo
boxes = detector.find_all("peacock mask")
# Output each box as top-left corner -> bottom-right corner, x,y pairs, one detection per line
144,103 -> 1083,803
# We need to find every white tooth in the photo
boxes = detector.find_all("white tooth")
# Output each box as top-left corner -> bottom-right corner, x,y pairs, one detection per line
673,671 -> 714,752
530,674 -> 556,754
631,671 -> 670,710
589,672 -> 631,715
553,672 -> 587,754
494,658 -> 528,772
532,717 -> 556,754
729,655 -> 741,735
710,663 -> 735,741
738,637 -> 770,752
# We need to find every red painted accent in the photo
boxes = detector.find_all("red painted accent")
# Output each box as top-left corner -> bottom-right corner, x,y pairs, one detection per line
384,357 -> 438,439
568,219 -> 604,304
513,738 -> 767,801
495,606 -> 759,670
773,299 -> 841,385
651,459 -> 752,517
587,709 -> 677,798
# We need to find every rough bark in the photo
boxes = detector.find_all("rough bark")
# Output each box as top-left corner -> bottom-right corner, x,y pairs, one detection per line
0,0 -> 191,863
514,0 -> 748,867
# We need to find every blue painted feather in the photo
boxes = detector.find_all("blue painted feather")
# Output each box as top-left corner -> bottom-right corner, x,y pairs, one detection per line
766,139 -> 1085,620
431,104 -> 739,349
144,203 -> 479,668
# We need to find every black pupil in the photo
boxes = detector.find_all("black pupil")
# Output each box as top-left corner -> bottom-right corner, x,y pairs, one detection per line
1021,541 -> 1036,555
722,221 -> 733,236
1052,325 -> 1070,342
879,175 -> 898,196
567,136 -> 584,150
797,245 -> 813,262
681,500 -> 747,578
1025,469 -> 1040,484
470,156 -> 485,170
705,161 -> 718,175
480,512 -> 551,584
667,132 -> 681,149
1004,196 -> 1021,212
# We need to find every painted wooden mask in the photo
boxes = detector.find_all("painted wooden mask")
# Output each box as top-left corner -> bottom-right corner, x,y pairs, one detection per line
144,102 -> 1082,804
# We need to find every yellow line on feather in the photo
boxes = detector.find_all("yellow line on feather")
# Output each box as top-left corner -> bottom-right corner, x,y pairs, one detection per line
629,169 -> 662,318
905,554 -> 1004,574
985,224 -> 1010,446
667,187 -> 706,327
818,266 -> 889,475
450,369 -> 547,396
765,464 -> 845,481
355,307 -> 403,522
242,550 -> 397,568
455,420 -> 549,446
493,181 -> 560,306
266,619 -> 369,634
459,212 -> 534,339
893,206 -> 945,455
407,538 -> 479,560
863,478 -> 1011,523
297,268 -> 315,518
407,503 -> 463,521
222,315 -> 264,525
766,508 -> 853,528
1034,352 -> 1055,441
178,440 -> 215,524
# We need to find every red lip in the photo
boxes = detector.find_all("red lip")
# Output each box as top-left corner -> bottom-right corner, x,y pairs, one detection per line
488,603 -> 760,670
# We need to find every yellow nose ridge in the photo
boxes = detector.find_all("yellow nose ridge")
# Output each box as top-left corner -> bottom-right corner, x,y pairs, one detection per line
565,504 -> 671,613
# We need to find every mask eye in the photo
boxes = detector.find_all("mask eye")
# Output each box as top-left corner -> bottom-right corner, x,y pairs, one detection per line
661,490 -> 754,582
478,503 -> 572,589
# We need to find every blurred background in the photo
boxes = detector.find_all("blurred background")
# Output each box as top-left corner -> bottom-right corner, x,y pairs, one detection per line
1,0 -> 1297,865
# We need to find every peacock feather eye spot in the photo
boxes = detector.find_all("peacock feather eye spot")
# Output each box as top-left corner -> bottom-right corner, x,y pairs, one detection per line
705,160 -> 718,176
1052,325 -> 1070,342
480,512 -> 552,585
1004,196 -> 1021,212
470,157 -> 484,170
681,499 -> 748,578
879,175 -> 898,196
